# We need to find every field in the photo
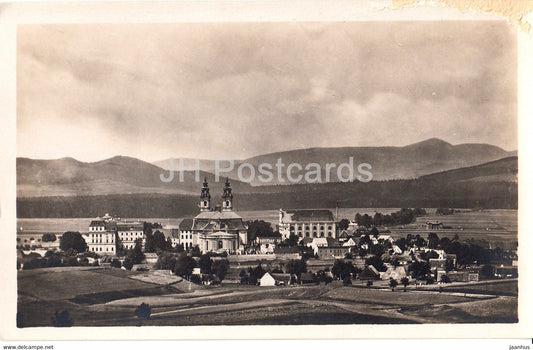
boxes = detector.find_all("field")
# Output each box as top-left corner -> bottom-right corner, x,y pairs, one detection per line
388,209 -> 517,249
17,267 -> 517,327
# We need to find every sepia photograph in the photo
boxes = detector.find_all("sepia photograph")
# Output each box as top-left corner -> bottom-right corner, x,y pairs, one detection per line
1,0 -> 532,343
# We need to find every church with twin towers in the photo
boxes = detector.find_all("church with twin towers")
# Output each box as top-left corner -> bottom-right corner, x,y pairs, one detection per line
187,177 -> 248,253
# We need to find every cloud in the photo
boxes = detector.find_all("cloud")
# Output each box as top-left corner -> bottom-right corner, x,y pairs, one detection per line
17,21 -> 517,161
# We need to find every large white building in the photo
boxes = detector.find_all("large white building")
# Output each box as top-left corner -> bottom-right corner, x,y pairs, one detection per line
278,209 -> 337,240
84,214 -> 145,254
117,222 -> 144,250
86,219 -> 117,254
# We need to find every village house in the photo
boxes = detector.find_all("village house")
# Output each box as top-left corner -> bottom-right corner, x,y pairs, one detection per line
371,234 -> 394,245
259,272 -> 276,286
307,237 -> 349,259
359,265 -> 381,280
426,221 -> 444,230
299,272 -> 318,285
255,231 -> 282,254
342,237 -> 358,252
380,266 -> 408,280
338,230 -> 352,243
439,270 -> 479,282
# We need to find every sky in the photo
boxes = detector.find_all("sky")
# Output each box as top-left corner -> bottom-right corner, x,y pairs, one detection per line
17,21 -> 517,162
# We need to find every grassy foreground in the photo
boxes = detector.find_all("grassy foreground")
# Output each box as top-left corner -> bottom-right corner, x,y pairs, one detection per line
17,267 -> 518,327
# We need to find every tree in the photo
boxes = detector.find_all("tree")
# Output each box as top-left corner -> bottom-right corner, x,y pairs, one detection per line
445,258 -> 455,272
46,253 -> 62,268
246,264 -> 266,285
128,239 -> 145,265
395,237 -> 408,251
409,261 -> 431,280
42,233 -> 57,242
198,254 -> 213,274
413,208 -> 427,216
439,237 -> 451,250
123,257 -> 134,270
190,245 -> 201,257
174,255 -> 197,279
365,256 -> 386,272
59,231 -> 87,253
480,265 -> 495,280
366,280 -> 373,288
286,259 -> 307,277
338,219 -> 350,230
146,230 -> 171,252
154,252 -> 177,270
360,214 -> 373,227
246,220 -> 274,242
110,259 -> 122,268
400,277 -> 409,292
212,259 -> 230,281
51,310 -> 73,327
135,302 -> 151,320
389,278 -> 398,292
332,260 -> 358,280
285,233 -> 299,247
369,243 -> 385,257
115,236 -> 125,256
440,275 -> 451,284
427,232 -> 440,249
122,238 -> 145,270
414,235 -> 426,248
373,213 -> 384,227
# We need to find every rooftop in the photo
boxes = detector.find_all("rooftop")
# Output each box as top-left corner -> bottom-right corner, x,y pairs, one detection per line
178,218 -> 194,231
195,210 -> 243,220
282,209 -> 335,222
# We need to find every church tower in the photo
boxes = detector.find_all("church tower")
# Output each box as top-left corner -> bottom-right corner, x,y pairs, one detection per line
222,177 -> 233,211
200,178 -> 211,211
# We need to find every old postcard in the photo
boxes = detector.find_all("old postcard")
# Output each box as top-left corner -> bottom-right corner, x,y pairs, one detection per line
0,0 -> 531,342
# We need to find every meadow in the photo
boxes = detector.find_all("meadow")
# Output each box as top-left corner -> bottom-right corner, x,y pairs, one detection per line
17,266 -> 517,327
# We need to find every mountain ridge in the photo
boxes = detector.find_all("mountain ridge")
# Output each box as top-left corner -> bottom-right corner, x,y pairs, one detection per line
153,138 -> 515,185
17,138 -> 517,197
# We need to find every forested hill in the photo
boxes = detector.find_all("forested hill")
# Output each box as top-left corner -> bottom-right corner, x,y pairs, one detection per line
17,157 -> 517,218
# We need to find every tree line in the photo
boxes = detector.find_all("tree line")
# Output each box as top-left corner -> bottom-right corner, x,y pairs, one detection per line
354,208 -> 426,227
17,178 -> 517,218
